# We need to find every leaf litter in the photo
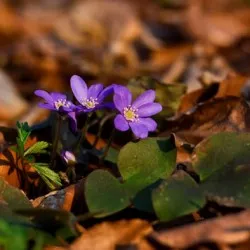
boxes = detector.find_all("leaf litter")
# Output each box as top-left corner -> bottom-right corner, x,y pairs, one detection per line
2,0 -> 250,249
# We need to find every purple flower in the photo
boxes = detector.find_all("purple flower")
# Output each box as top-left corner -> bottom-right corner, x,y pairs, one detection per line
34,90 -> 75,113
113,86 -> 162,139
70,75 -> 114,112
61,150 -> 76,165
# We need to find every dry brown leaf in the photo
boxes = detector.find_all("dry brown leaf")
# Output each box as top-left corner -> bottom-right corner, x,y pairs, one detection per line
0,70 -> 28,122
32,179 -> 85,212
86,133 -> 106,150
163,97 -> 250,145
185,1 -> 249,47
20,106 -> 50,126
55,0 -> 162,71
150,210 -> 250,248
69,219 -> 153,250
151,45 -> 192,71
172,133 -> 193,165
215,74 -> 249,98
178,84 -> 218,114
178,74 -> 249,114
0,136 -> 37,188
0,148 -> 21,188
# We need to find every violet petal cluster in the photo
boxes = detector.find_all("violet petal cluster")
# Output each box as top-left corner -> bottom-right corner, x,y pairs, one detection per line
34,90 -> 75,113
70,75 -> 114,112
35,75 -> 163,139
61,150 -> 76,165
113,85 -> 162,139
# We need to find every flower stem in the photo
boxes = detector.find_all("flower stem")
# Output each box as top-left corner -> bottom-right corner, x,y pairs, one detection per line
50,114 -> 62,169
76,113 -> 91,153
101,128 -> 116,161
92,113 -> 115,149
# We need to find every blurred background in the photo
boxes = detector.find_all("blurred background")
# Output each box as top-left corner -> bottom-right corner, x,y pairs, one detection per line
1,0 -> 250,126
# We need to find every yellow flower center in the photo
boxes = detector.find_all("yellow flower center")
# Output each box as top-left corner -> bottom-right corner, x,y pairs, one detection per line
54,99 -> 70,110
82,97 -> 99,109
123,106 -> 138,122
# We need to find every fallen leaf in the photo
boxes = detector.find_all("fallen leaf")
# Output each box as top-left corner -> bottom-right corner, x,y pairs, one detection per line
178,83 -> 219,114
0,136 -> 38,188
215,74 -> 249,98
172,133 -> 193,164
0,70 -> 28,122
150,209 -> 250,248
185,1 -> 249,47
86,133 -> 106,150
32,179 -> 86,213
71,219 -> 153,250
0,177 -> 32,210
162,97 -> 250,145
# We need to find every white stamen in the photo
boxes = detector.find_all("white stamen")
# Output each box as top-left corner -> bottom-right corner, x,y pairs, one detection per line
123,106 -> 139,122
54,99 -> 71,110
81,97 -> 99,109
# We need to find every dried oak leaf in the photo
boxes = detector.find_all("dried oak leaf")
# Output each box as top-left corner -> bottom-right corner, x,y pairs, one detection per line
70,219 -> 153,250
178,74 -> 249,114
162,97 -> 250,145
0,136 -> 37,188
178,83 -> 219,114
215,74 -> 249,98
172,133 -> 193,165
0,70 -> 28,122
150,209 -> 250,248
32,179 -> 87,214
185,1 -> 249,47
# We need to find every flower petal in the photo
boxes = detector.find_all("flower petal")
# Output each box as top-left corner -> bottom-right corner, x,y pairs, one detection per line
139,118 -> 157,131
114,114 -> 129,131
34,90 -> 53,104
88,83 -> 104,99
132,90 -> 155,108
68,112 -> 78,133
70,75 -> 88,103
60,106 -> 73,112
98,84 -> 115,103
137,103 -> 162,117
113,85 -> 132,112
129,122 -> 148,139
50,92 -> 67,100
38,103 -> 55,110
98,102 -> 115,110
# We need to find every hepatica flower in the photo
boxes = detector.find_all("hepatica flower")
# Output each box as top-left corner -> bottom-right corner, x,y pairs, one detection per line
34,90 -> 75,113
61,150 -> 76,165
70,75 -> 114,112
113,86 -> 162,139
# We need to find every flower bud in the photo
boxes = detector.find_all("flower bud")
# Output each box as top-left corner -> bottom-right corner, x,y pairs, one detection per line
61,151 -> 76,165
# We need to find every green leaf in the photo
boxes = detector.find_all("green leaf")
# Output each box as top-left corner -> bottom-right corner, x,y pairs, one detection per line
16,137 -> 24,157
16,121 -> 32,158
16,121 -> 31,145
152,171 -> 205,221
9,145 -> 18,153
0,218 -> 28,250
31,163 -> 62,190
85,170 -> 130,217
0,203 -> 31,226
0,217 -> 61,250
0,177 -> 32,210
193,132 -> 250,181
201,165 -> 250,207
133,180 -> 163,213
25,155 -> 35,163
128,76 -> 186,118
118,137 -> 176,196
24,141 -> 49,156
16,208 -> 79,240
105,147 -> 119,164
